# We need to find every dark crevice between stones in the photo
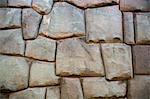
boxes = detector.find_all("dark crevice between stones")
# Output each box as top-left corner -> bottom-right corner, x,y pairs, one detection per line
131,45 -> 135,77
79,78 -> 85,99
35,15 -> 43,40
27,61 -> 32,88
29,85 -> 60,89
122,11 -> 125,43
54,41 -> 58,77
0,26 -> 21,30
133,12 -> 137,44
44,88 -> 47,99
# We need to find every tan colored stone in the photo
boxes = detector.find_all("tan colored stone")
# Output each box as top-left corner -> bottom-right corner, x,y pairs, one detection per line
101,43 -> 133,80
56,38 -> 104,76
86,5 -> 122,43
46,86 -> 60,99
8,0 -> 31,7
82,77 -> 126,98
61,78 -> 84,99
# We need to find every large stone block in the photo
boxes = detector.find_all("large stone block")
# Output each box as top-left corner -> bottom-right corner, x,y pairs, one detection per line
0,29 -> 25,55
0,8 -> 21,29
39,2 -> 85,39
29,61 -> 59,87
25,36 -> 56,61
61,78 -> 84,99
22,8 -> 42,40
8,0 -> 31,7
46,86 -> 60,99
0,55 -> 29,92
82,77 -> 126,98
56,38 -> 104,76
101,43 -> 133,80
86,5 -> 122,43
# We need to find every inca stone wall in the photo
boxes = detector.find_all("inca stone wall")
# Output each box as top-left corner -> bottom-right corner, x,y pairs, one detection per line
0,0 -> 150,99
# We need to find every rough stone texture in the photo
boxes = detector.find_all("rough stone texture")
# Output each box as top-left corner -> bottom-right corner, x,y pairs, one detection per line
61,78 -> 84,99
101,43 -> 133,80
25,36 -> 56,61
32,0 -> 53,15
62,0 -> 119,8
9,88 -> 46,99
133,45 -> 150,74
22,8 -> 42,40
120,0 -> 150,11
135,13 -> 150,44
0,55 -> 29,92
123,12 -> 135,44
8,0 -> 31,7
29,61 -> 59,87
39,2 -> 85,39
56,38 -> 104,76
0,0 -> 7,7
86,5 -> 122,43
46,86 -> 60,99
0,8 -> 21,29
0,29 -> 25,55
82,77 -> 126,98
128,75 -> 150,99
0,93 -> 9,99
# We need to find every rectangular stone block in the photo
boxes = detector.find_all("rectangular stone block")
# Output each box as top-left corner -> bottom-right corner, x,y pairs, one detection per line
46,86 -> 60,99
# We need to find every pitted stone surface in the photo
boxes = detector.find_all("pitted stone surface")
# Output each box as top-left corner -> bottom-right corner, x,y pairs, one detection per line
101,43 -> 133,80
22,8 -> 42,40
82,77 -> 126,98
56,38 -> 104,76
9,88 -> 46,99
135,13 -> 150,44
39,2 -> 85,39
25,36 -> 56,61
8,0 -> 32,7
86,5 -> 122,43
0,29 -> 25,55
0,55 -> 29,92
0,8 -> 21,29
61,78 -> 84,99
30,61 -> 59,87
46,86 -> 60,99
32,0 -> 53,15
0,0 -> 7,7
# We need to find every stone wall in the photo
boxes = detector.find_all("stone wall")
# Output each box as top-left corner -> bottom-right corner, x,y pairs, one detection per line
0,0 -> 150,99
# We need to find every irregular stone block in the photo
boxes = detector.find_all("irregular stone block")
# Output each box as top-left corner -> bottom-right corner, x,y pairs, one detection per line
32,0 -> 53,15
46,86 -> 60,99
39,2 -> 85,39
123,12 -> 135,44
0,0 -> 7,7
135,13 -> 150,44
0,29 -> 25,55
61,78 -> 84,99
133,45 -> 150,74
9,88 -> 46,99
29,61 -> 59,87
128,75 -> 150,99
101,43 -> 133,80
22,8 -> 42,40
120,0 -> 150,11
0,55 -> 29,92
86,5 -> 122,43
56,38 -> 104,76
0,8 -> 21,29
82,77 -> 126,98
25,36 -> 56,61
8,0 -> 31,7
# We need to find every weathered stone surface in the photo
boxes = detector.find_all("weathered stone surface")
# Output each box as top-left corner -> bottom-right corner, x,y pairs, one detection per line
0,8 -> 21,29
25,36 -> 56,61
0,0 -> 7,7
39,2 -> 85,39
101,43 -> 133,80
98,98 -> 127,99
9,88 -> 46,99
29,61 -> 59,87
22,8 -> 42,40
120,0 -> 150,11
56,38 -> 104,76
123,12 -> 135,44
8,0 -> 31,7
128,75 -> 150,99
32,0 -> 53,15
86,5 -> 122,43
82,77 -> 126,98
135,13 -> 150,44
0,93 -> 9,99
133,45 -> 150,74
0,55 -> 29,92
61,78 -> 84,99
46,86 -> 60,99
62,0 -> 119,8
0,29 -> 25,55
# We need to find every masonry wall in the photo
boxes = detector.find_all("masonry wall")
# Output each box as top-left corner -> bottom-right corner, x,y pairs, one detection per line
0,0 -> 150,99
